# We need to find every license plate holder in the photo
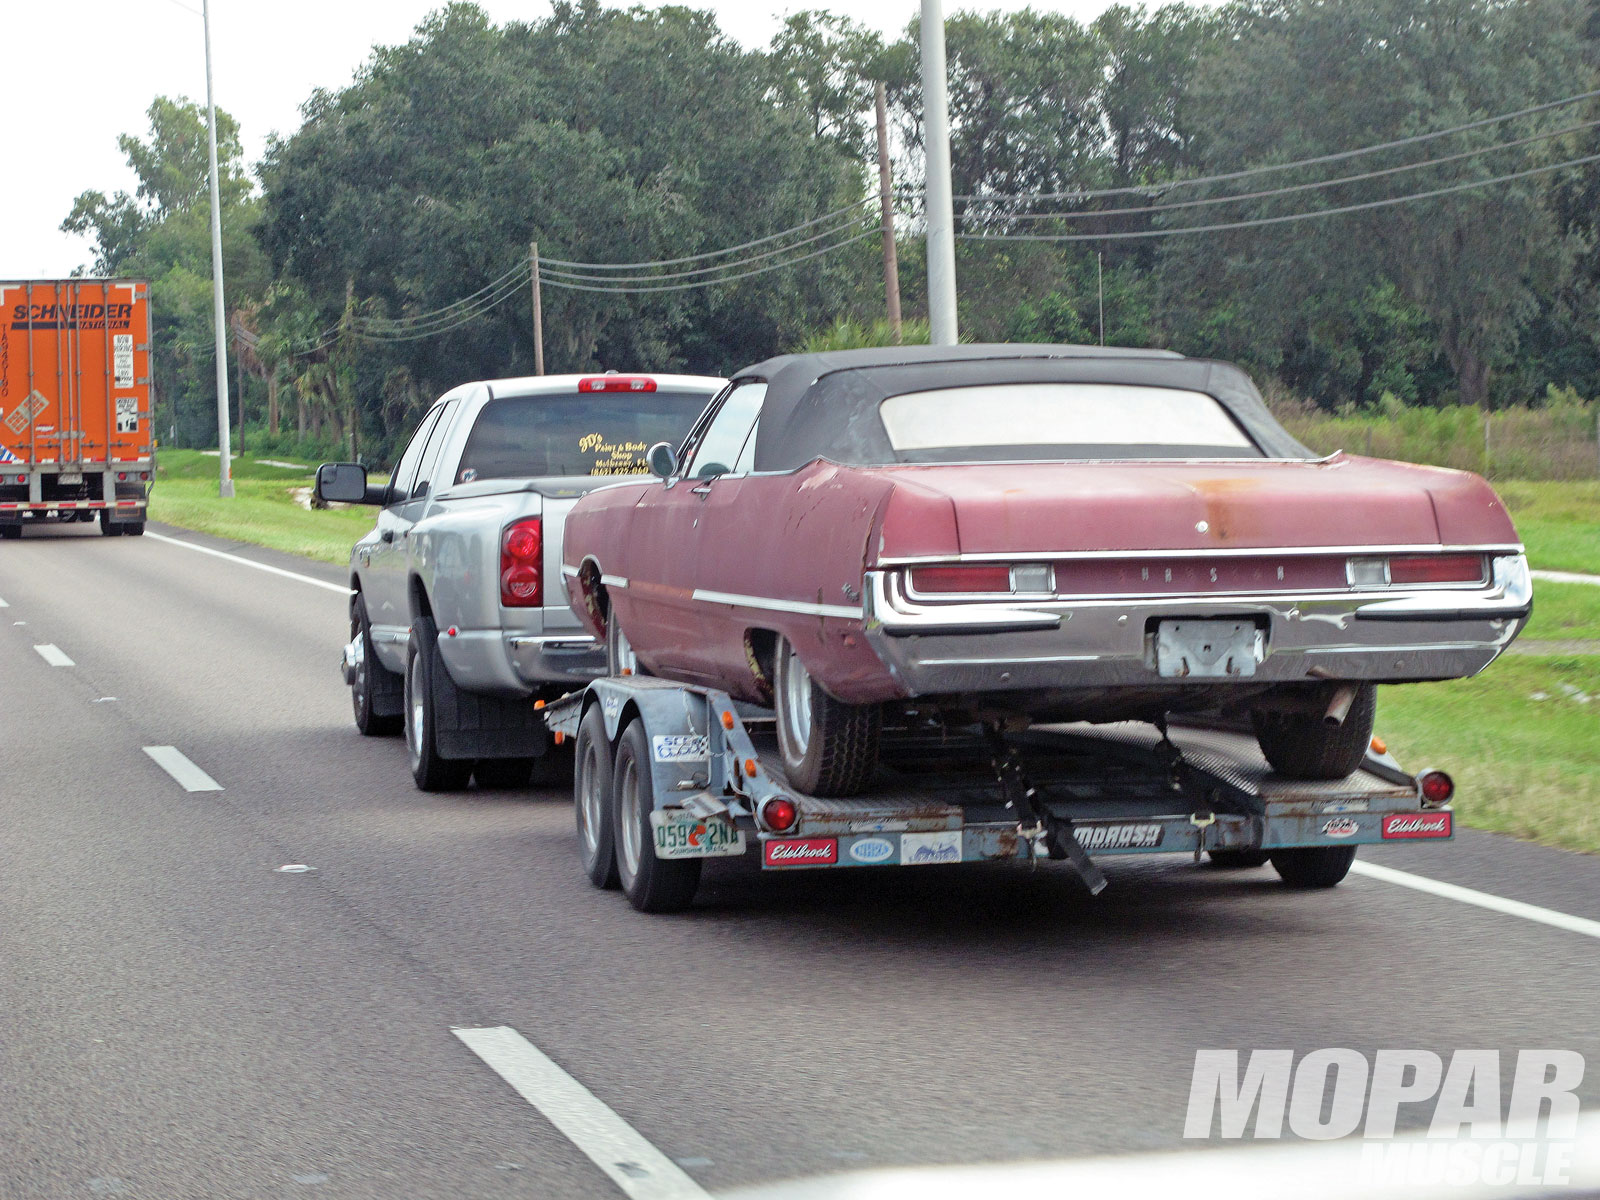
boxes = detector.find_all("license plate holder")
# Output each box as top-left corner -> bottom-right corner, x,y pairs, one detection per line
1155,619 -> 1264,678
650,809 -> 746,859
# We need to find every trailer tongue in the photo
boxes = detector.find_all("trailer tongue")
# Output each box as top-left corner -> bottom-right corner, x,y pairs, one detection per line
544,676 -> 1453,913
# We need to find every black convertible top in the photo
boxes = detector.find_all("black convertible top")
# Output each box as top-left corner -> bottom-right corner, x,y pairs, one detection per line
731,343 -> 1315,471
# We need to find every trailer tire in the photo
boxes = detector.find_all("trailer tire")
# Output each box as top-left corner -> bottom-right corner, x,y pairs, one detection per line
473,758 -> 534,789
0,525 -> 20,540
612,720 -> 701,912
123,521 -> 145,537
405,614 -> 473,792
1251,684 -> 1377,780
1270,845 -> 1357,888
575,707 -> 619,889
351,593 -> 404,736
774,636 -> 879,797
98,512 -> 123,537
1208,849 -> 1271,869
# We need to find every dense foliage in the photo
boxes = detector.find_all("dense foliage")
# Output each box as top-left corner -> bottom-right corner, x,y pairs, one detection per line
63,0 -> 1600,463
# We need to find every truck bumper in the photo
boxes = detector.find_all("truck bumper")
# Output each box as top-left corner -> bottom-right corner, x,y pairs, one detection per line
436,628 -> 605,697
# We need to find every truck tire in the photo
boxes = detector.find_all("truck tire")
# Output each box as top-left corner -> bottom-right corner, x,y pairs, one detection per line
405,614 -> 473,792
124,521 -> 145,537
473,758 -> 534,788
606,614 -> 650,678
1251,684 -> 1377,780
1208,849 -> 1271,869
0,525 -> 20,540
351,593 -> 403,736
98,512 -> 123,537
612,719 -> 701,912
1270,845 -> 1357,888
575,706 -> 619,889
774,636 -> 879,797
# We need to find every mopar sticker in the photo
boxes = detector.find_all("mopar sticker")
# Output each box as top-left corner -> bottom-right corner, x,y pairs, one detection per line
847,836 -> 896,864
1078,823 -> 1164,850
901,830 -> 962,865
1322,817 -> 1361,838
652,734 -> 708,763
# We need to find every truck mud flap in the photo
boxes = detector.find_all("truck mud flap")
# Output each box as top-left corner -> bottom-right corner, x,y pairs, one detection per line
432,667 -> 550,760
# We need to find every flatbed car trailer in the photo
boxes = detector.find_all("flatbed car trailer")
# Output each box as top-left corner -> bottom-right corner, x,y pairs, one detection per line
543,676 -> 1455,913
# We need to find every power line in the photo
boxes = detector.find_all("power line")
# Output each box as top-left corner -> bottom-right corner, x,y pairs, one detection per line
355,258 -> 531,331
356,269 -> 532,342
963,118 -> 1600,225
540,228 -> 878,294
951,85 -> 1600,205
957,150 -> 1600,243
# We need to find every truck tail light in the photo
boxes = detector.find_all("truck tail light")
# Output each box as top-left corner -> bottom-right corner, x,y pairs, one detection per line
578,376 -> 657,393
500,517 -> 542,607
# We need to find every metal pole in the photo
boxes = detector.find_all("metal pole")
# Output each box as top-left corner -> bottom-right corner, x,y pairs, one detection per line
1097,252 -> 1105,346
531,242 -> 545,376
234,320 -> 244,458
920,0 -> 958,345
875,82 -> 903,345
203,0 -> 233,497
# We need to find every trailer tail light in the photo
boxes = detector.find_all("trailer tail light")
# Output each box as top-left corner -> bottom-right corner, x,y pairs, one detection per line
760,796 -> 799,832
117,472 -> 127,481
1388,554 -> 1486,586
910,564 -> 1012,594
1417,769 -> 1454,808
500,517 -> 542,607
578,376 -> 657,393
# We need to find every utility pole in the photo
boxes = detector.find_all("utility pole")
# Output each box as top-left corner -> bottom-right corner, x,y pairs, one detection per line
234,319 -> 245,457
530,242 -> 545,376
920,0 -> 959,345
874,82 -> 903,345
203,0 -> 233,497
1097,252 -> 1105,346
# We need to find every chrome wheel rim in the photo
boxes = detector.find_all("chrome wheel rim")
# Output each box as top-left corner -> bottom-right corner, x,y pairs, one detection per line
351,628 -> 368,713
578,742 -> 604,857
779,642 -> 812,759
618,754 -> 642,881
406,664 -> 425,769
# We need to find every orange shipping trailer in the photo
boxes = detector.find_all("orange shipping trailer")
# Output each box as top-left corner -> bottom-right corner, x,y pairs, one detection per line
0,279 -> 153,537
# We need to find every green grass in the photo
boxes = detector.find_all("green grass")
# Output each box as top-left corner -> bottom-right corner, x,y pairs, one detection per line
1378,656 -> 1600,854
1494,480 -> 1600,576
150,449 -> 375,565
1523,582 -> 1600,643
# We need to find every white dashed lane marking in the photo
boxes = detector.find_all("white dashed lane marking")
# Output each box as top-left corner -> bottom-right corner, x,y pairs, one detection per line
33,644 -> 74,667
1351,861 -> 1600,940
453,1026 -> 711,1200
142,746 -> 224,793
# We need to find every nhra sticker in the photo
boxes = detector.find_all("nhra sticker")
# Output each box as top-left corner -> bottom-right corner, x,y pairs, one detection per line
651,734 -> 708,762
115,397 -> 138,433
847,836 -> 896,864
1078,823 -> 1164,851
1322,817 -> 1361,839
900,830 -> 963,865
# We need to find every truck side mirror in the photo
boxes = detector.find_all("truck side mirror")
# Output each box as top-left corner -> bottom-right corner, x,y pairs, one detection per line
646,442 -> 678,479
316,462 -> 379,504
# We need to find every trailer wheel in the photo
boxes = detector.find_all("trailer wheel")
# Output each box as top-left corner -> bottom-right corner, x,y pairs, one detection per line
0,525 -> 20,540
774,637 -> 879,797
1251,684 -> 1377,780
123,521 -> 145,537
98,512 -> 123,537
351,593 -> 403,736
405,614 -> 473,792
575,706 -> 619,889
473,758 -> 534,789
1270,845 -> 1357,888
612,720 -> 701,912
1208,849 -> 1271,869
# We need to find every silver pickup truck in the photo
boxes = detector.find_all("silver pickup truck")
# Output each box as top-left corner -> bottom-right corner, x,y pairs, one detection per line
315,371 -> 724,791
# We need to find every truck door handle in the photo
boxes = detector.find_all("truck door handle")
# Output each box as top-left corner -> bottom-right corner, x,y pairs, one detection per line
380,529 -> 395,543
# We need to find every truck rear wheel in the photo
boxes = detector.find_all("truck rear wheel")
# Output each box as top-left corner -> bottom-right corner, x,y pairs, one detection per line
405,614 -> 473,791
98,512 -> 123,537
351,593 -> 403,736
575,706 -> 619,889
0,525 -> 20,540
1270,845 -> 1357,888
774,636 -> 880,797
473,758 -> 534,788
612,720 -> 700,912
1251,684 -> 1376,780
123,521 -> 145,536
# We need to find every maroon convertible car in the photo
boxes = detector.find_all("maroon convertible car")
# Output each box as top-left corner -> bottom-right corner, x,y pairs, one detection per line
563,345 -> 1531,796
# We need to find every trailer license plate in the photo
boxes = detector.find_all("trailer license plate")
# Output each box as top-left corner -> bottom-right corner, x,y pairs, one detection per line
1156,619 -> 1263,678
650,810 -> 746,859
58,472 -> 82,485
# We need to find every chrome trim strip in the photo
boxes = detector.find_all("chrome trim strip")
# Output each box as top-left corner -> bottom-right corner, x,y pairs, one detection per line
866,572 -> 1060,634
508,635 -> 597,651
690,588 -> 863,620
600,573 -> 629,588
877,543 -> 1524,566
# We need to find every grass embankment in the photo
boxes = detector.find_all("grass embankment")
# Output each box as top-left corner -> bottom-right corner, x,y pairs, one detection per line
1496,481 -> 1600,576
150,449 -> 373,566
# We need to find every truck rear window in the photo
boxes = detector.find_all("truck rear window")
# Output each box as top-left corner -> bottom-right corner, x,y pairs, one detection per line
454,390 -> 714,481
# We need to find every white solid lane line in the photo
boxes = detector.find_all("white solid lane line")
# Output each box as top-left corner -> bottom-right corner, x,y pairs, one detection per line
1351,860 -> 1600,940
145,531 -> 352,596
453,1026 -> 711,1200
142,746 -> 225,793
0,596 -> 9,607
1532,569 -> 1600,586
33,644 -> 74,667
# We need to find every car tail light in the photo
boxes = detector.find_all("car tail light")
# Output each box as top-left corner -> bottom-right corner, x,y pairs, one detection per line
500,517 -> 542,607
911,564 -> 1012,594
1388,554 -> 1485,585
760,796 -> 799,832
1418,769 -> 1454,808
578,376 -> 657,393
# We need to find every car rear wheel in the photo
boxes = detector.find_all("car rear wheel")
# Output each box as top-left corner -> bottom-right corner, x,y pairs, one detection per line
575,706 -> 619,889
405,614 -> 473,792
1251,684 -> 1376,780
773,636 -> 880,797
605,612 -> 649,678
1270,845 -> 1357,888
612,720 -> 700,912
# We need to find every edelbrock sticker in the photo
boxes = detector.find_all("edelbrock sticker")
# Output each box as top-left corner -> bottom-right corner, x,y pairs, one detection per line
764,838 -> 838,867
1322,817 -> 1361,838
847,836 -> 896,864
900,830 -> 963,865
652,734 -> 708,763
1382,812 -> 1452,839
1078,823 -> 1164,851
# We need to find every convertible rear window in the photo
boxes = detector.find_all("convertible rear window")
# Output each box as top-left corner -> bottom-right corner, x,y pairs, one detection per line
455,390 -> 713,481
878,383 -> 1262,461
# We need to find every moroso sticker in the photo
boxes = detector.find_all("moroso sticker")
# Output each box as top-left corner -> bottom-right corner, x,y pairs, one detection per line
901,830 -> 963,865
1078,823 -> 1164,851
848,836 -> 896,864
652,734 -> 708,762
1322,817 -> 1361,838
1383,812 -> 1453,839
764,838 -> 837,867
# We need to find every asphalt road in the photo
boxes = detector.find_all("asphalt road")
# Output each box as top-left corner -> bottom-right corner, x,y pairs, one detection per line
3,520 -> 1599,1199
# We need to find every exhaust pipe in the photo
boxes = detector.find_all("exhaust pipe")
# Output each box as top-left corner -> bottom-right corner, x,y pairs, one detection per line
1323,683 -> 1359,727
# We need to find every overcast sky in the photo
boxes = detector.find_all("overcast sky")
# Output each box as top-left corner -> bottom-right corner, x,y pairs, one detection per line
9,1 -> 1211,279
